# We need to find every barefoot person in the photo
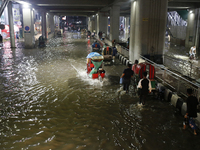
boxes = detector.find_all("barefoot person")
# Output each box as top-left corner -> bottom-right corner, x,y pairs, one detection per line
183,88 -> 199,135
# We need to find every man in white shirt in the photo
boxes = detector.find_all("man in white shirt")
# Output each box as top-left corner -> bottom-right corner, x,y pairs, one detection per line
189,46 -> 196,59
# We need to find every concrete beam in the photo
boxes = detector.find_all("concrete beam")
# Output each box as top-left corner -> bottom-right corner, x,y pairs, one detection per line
49,10 -> 96,13
168,2 -> 200,8
170,0 -> 200,2
54,13 -> 89,17
21,0 -> 115,6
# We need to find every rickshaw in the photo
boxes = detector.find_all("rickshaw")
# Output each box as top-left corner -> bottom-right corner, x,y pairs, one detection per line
130,62 -> 156,95
102,46 -> 113,64
86,52 -> 105,80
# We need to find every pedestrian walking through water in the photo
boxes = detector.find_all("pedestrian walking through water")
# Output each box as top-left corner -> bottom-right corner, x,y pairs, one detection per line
137,71 -> 152,105
120,63 -> 134,93
183,88 -> 199,135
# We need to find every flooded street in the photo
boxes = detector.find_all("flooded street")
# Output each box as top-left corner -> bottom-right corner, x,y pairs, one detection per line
0,32 -> 199,150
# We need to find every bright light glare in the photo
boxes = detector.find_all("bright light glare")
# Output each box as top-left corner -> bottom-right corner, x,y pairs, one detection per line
174,55 -> 189,60
18,1 -> 31,8
23,4 -> 30,8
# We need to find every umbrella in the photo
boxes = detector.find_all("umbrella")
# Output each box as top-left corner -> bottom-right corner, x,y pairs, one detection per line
86,52 -> 101,58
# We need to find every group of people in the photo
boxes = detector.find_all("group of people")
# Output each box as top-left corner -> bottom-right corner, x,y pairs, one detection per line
92,40 -> 117,63
120,60 -> 152,105
98,31 -> 106,41
120,60 -> 199,135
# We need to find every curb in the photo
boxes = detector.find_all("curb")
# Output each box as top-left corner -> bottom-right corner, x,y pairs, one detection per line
171,94 -> 179,107
122,57 -> 127,66
116,52 -> 200,128
153,81 -> 200,128
164,88 -> 172,102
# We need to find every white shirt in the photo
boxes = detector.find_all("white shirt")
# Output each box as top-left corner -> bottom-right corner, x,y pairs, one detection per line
190,47 -> 196,54
137,78 -> 152,92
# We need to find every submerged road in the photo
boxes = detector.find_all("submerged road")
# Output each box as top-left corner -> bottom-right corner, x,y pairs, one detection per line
0,32 -> 199,150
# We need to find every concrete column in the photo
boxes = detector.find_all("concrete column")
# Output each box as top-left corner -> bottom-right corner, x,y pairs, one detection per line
54,15 -> 59,31
125,17 -> 129,33
88,17 -> 91,31
94,15 -> 97,33
109,5 -> 120,42
41,11 -> 47,39
129,0 -> 168,63
97,12 -> 108,35
46,13 -> 49,38
97,14 -> 99,34
8,1 -> 15,48
49,13 -> 55,36
195,9 -> 200,50
124,16 -> 130,41
90,16 -> 95,32
22,5 -> 35,48
185,9 -> 200,50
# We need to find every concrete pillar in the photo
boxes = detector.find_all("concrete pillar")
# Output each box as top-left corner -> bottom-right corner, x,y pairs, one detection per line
88,17 -> 91,31
41,11 -> 47,39
124,16 -> 130,41
97,12 -> 108,35
97,14 -> 99,34
109,5 -> 120,42
8,1 -> 15,48
94,15 -> 97,33
46,13 -> 49,38
125,17 -> 129,33
129,0 -> 168,63
49,13 -> 55,36
185,9 -> 200,51
22,5 -> 35,48
90,16 -> 95,32
54,15 -> 59,31
88,16 -> 94,32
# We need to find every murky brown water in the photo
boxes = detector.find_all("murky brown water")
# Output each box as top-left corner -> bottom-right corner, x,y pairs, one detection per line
0,32 -> 199,150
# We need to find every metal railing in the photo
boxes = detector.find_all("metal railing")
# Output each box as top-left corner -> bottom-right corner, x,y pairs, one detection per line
0,0 -> 9,17
163,55 -> 200,80
116,44 -> 129,58
117,44 -> 200,100
95,36 -> 200,100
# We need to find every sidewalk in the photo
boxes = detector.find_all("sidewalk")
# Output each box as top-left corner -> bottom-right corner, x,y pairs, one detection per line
119,32 -> 200,67
164,41 -> 200,67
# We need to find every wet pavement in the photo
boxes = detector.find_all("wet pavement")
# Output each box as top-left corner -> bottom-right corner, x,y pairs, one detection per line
119,32 -> 200,65
164,41 -> 199,64
0,32 -> 200,150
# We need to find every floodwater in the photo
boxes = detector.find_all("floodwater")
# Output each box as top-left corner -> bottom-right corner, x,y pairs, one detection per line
0,32 -> 199,150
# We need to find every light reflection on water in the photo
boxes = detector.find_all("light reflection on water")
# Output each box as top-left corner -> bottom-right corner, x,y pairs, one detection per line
0,32 -> 199,150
